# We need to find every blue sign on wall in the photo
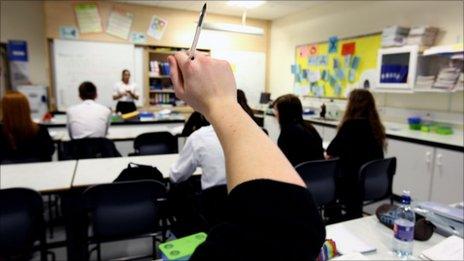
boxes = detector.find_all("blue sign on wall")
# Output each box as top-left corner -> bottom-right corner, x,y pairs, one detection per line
7,40 -> 28,62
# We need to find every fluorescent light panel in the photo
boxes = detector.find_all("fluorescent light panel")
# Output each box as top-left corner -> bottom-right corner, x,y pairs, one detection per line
203,22 -> 264,35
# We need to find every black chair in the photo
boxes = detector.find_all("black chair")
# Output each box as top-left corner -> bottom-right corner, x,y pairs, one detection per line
131,132 -> 178,156
83,180 -> 167,260
359,157 -> 397,207
0,188 -> 52,260
295,158 -> 339,209
199,185 -> 228,228
58,137 -> 121,160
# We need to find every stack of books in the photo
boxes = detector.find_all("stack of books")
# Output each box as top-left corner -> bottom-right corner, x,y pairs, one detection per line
382,26 -> 410,47
407,26 -> 439,47
433,67 -> 461,90
415,75 -> 435,89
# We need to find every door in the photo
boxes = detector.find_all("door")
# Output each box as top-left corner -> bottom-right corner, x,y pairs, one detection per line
430,148 -> 464,204
386,139 -> 435,201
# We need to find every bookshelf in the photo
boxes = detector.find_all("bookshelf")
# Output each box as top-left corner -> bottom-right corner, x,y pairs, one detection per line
144,46 -> 210,107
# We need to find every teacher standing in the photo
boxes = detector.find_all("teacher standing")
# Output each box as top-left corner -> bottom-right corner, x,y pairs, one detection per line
113,69 -> 139,114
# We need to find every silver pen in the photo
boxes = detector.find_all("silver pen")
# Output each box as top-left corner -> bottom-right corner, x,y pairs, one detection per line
189,3 -> 207,60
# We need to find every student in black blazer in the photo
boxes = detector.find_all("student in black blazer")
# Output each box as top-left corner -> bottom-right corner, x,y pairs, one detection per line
0,91 -> 55,163
273,94 -> 324,166
326,89 -> 386,220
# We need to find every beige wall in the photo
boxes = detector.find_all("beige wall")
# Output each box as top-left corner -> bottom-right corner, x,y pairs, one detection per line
269,1 -> 464,113
0,0 -> 48,87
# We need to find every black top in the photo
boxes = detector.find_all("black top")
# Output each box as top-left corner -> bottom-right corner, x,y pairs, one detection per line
0,124 -> 55,163
191,179 -> 326,260
278,122 -> 324,166
327,118 -> 384,180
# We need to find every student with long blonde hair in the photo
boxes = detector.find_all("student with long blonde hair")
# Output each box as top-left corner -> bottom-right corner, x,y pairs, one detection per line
0,91 -> 54,163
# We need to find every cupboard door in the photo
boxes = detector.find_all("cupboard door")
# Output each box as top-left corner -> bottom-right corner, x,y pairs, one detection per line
386,139 -> 434,201
324,126 -> 337,143
430,148 -> 464,204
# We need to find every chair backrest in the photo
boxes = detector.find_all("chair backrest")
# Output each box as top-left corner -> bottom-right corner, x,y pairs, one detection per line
295,158 -> 339,207
133,132 -> 178,155
59,137 -> 121,160
359,157 -> 397,202
0,188 -> 44,259
114,163 -> 165,184
83,180 -> 166,241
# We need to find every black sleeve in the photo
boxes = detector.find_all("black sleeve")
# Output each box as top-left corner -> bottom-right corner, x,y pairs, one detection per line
191,179 -> 326,261
37,125 -> 55,160
277,130 -> 292,160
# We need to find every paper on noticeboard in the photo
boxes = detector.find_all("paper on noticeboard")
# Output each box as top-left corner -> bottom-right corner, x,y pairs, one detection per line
106,9 -> 134,39
147,15 -> 168,40
74,3 -> 102,33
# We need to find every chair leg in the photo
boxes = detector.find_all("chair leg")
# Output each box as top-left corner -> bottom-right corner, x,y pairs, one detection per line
152,236 -> 158,259
48,195 -> 54,239
97,243 -> 102,261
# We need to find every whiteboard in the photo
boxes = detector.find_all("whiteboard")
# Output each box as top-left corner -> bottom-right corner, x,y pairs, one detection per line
52,39 -> 142,110
211,50 -> 265,107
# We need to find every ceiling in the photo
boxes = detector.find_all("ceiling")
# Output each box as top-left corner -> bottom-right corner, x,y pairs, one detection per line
117,1 -> 326,20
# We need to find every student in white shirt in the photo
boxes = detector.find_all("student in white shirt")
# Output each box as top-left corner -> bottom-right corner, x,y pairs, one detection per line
67,82 -> 111,139
170,89 -> 256,190
113,69 -> 139,114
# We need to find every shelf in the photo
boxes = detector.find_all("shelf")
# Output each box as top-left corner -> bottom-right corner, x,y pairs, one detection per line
423,43 -> 464,56
149,75 -> 170,79
150,89 -> 175,93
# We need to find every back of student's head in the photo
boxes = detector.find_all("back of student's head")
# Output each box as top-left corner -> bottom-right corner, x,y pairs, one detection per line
1,91 -> 38,149
237,89 -> 254,120
79,81 -> 97,100
273,94 -> 316,132
342,89 -> 385,147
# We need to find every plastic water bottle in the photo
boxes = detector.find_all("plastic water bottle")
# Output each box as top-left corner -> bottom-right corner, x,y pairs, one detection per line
392,190 -> 415,258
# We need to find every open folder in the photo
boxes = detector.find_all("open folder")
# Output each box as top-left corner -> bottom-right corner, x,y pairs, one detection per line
326,225 -> 376,255
420,235 -> 463,260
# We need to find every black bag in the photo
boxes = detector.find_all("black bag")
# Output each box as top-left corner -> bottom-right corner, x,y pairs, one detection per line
114,163 -> 165,184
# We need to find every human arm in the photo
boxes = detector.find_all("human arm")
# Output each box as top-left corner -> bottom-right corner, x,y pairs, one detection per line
168,52 -> 305,191
126,89 -> 139,100
112,83 -> 125,100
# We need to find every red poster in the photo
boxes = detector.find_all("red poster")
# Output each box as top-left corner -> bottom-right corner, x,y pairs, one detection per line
309,44 -> 318,55
341,42 -> 356,55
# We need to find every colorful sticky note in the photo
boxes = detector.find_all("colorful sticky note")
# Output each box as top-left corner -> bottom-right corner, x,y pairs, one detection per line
309,56 -> 318,65
351,56 -> 360,69
333,58 -> 340,69
328,36 -> 338,53
334,82 -> 342,96
309,44 -> 318,55
336,68 -> 345,81
299,46 -> 310,57
341,42 -> 356,55
344,55 -> 352,68
302,69 -> 308,79
348,69 -> 356,82
328,74 -> 337,87
321,70 -> 328,81
319,55 -> 328,66
308,70 -> 320,83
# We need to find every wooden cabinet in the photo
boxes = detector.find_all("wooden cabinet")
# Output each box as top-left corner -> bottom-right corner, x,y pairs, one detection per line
430,148 -> 464,204
386,139 -> 435,201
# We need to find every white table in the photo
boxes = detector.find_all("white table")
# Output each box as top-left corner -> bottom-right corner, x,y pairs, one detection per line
72,154 -> 200,187
327,216 -> 446,260
0,160 -> 77,192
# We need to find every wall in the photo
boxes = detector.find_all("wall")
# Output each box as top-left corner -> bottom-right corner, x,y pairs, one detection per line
269,1 -> 464,113
0,0 -> 48,87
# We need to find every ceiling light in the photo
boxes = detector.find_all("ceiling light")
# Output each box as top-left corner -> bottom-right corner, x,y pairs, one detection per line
227,1 -> 266,9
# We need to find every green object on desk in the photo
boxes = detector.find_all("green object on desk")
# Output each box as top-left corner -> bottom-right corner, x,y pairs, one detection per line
435,126 -> 453,135
159,232 -> 207,260
409,123 -> 422,130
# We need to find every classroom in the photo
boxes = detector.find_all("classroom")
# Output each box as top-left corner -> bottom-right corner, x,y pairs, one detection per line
0,1 -> 463,260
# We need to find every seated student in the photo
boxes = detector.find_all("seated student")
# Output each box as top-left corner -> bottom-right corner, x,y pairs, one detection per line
273,94 -> 324,166
0,91 -> 54,163
326,89 -> 386,219
168,52 -> 325,260
181,111 -> 210,137
67,82 -> 111,139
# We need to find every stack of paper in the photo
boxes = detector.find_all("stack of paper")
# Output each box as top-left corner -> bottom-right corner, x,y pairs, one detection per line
382,26 -> 410,47
433,67 -> 461,90
420,235 -> 463,260
326,226 -> 376,255
416,75 -> 436,89
407,26 -> 439,47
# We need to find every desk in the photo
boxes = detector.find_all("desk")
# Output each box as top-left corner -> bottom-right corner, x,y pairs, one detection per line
0,160 -> 77,192
327,216 -> 445,260
72,154 -> 200,187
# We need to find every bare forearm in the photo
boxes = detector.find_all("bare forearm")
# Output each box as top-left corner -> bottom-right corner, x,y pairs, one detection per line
208,103 -> 305,191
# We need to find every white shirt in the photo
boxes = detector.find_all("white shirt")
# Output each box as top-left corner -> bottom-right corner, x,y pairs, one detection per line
66,100 -> 112,139
170,125 -> 226,190
113,81 -> 137,102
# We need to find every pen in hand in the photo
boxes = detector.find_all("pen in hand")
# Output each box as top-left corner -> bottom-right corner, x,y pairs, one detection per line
189,3 -> 207,60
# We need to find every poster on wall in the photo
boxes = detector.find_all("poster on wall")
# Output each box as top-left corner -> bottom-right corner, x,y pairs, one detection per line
7,40 -> 30,88
147,15 -> 168,40
74,3 -> 102,33
59,26 -> 79,40
130,32 -> 147,44
106,9 -> 134,40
